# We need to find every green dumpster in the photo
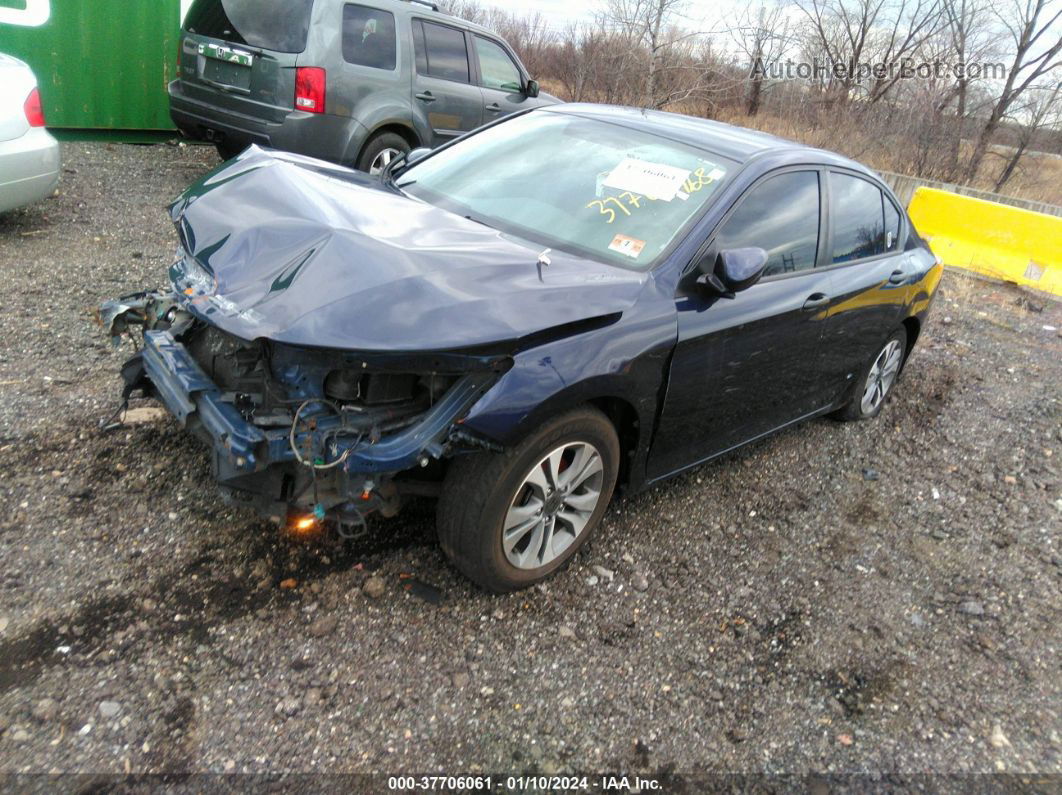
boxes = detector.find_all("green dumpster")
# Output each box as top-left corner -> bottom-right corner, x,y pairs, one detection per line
0,0 -> 181,135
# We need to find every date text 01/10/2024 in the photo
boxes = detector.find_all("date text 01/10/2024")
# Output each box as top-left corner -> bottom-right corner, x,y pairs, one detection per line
386,775 -> 662,791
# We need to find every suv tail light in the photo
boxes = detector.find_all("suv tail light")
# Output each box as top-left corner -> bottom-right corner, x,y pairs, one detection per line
24,88 -> 45,127
295,67 -> 325,113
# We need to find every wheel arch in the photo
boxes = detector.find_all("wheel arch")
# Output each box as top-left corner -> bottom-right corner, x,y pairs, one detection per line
357,122 -> 421,162
900,315 -> 921,369
467,381 -> 652,492
586,396 -> 641,490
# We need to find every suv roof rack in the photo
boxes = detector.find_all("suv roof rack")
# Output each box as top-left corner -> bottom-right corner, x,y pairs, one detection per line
403,0 -> 440,10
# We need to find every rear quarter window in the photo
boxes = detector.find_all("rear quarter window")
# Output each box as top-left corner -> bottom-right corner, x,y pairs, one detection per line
185,0 -> 314,53
342,5 -> 397,70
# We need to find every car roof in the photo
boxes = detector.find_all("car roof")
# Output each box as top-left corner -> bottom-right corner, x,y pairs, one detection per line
370,0 -> 499,38
543,103 -> 873,173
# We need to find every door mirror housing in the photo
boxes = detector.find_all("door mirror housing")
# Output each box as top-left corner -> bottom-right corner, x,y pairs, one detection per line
524,78 -> 540,98
696,247 -> 769,298
407,147 -> 432,165
382,147 -> 431,181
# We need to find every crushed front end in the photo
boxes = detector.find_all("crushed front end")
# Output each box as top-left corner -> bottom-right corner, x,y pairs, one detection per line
98,289 -> 509,530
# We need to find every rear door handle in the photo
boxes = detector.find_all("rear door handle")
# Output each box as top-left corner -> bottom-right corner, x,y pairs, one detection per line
485,102 -> 501,113
888,269 -> 906,284
802,293 -> 830,310
415,91 -> 436,103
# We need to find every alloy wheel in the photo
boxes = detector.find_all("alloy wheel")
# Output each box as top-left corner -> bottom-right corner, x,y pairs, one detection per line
860,339 -> 903,414
369,147 -> 403,176
502,441 -> 605,570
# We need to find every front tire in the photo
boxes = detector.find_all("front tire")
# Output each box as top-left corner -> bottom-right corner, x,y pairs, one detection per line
437,408 -> 620,592
835,327 -> 907,421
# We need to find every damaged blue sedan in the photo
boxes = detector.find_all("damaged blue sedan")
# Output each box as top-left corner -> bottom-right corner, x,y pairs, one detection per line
100,104 -> 941,592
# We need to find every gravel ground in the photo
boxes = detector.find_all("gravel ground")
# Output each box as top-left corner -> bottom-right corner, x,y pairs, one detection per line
0,142 -> 1059,782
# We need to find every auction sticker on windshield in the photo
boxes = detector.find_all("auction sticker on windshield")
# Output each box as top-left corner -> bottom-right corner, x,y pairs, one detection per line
602,158 -> 690,201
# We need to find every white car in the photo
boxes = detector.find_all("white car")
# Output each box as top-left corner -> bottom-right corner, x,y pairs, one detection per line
0,53 -> 59,214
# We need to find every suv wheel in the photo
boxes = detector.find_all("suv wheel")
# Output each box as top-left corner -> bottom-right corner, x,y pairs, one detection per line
215,140 -> 245,161
357,132 -> 411,175
437,408 -> 620,592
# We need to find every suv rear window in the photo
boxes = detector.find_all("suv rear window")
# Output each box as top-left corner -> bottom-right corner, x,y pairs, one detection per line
185,0 -> 315,53
342,4 -> 396,70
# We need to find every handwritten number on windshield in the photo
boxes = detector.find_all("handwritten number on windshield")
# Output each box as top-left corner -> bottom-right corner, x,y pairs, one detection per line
585,197 -> 631,224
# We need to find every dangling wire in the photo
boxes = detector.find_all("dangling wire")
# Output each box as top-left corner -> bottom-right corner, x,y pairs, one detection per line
288,398 -> 362,470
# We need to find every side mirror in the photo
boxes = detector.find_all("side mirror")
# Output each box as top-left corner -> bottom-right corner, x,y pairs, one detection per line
525,78 -> 540,98
696,247 -> 768,298
407,147 -> 432,165
381,146 -> 432,181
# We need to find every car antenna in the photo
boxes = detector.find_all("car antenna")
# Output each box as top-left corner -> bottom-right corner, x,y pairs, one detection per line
537,248 -> 551,267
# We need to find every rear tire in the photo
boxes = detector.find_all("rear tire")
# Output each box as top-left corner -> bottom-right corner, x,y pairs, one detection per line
834,327 -> 907,421
356,132 -> 411,175
437,407 -> 620,593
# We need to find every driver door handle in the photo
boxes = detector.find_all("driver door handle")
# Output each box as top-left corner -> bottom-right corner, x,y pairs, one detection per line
415,91 -> 436,103
888,269 -> 906,284
802,293 -> 830,310
485,102 -> 501,112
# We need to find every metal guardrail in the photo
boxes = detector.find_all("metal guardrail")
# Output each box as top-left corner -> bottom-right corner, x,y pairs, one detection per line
877,169 -> 1062,218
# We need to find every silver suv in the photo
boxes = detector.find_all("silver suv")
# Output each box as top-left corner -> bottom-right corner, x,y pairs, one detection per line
170,0 -> 556,172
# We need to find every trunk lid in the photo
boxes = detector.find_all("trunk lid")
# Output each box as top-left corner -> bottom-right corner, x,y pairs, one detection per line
178,0 -> 315,123
168,147 -> 648,352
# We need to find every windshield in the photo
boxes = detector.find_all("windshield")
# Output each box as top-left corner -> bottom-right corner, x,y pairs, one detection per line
400,112 -> 734,269
185,0 -> 314,53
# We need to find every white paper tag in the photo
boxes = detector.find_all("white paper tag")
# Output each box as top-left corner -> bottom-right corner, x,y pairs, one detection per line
603,158 -> 691,202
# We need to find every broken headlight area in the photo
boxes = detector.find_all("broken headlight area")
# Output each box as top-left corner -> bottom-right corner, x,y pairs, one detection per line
98,290 -> 194,346
100,291 -> 510,528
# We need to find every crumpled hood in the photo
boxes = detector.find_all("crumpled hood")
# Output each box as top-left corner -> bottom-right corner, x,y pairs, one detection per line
167,146 -> 647,351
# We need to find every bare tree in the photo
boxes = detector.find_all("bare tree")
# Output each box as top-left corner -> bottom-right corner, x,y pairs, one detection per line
603,0 -> 716,108
791,0 -> 948,105
865,0 -> 947,102
929,0 -> 997,177
964,0 -> 1062,180
732,4 -> 793,115
793,0 -> 888,102
993,79 -> 1062,190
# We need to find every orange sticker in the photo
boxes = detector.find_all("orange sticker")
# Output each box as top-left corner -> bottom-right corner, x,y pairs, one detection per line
608,233 -> 645,258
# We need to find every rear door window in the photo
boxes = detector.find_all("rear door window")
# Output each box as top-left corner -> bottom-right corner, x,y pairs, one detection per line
714,171 -> 821,277
830,173 -> 886,263
417,21 -> 470,83
474,36 -> 522,92
342,4 -> 396,70
185,0 -> 314,53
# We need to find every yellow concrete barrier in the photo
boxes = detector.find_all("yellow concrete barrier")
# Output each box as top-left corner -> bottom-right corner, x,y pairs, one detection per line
907,186 -> 1062,297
